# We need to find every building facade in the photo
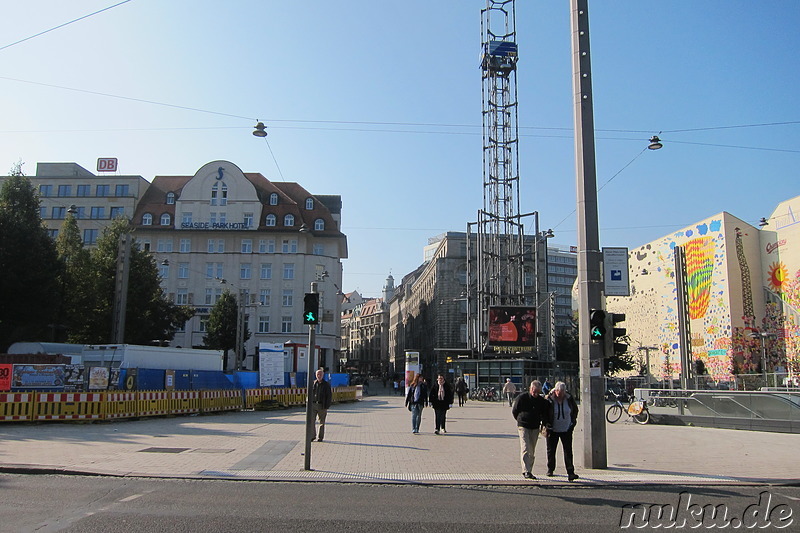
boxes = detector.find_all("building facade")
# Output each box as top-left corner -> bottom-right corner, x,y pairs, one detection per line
130,160 -> 348,371
607,195 -> 800,386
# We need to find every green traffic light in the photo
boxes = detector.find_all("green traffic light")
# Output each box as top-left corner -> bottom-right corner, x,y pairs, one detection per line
305,312 -> 317,322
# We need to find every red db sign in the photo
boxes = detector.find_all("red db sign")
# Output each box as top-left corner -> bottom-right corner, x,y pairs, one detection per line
97,158 -> 118,172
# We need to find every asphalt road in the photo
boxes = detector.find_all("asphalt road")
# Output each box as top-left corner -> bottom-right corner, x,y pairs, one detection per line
3,474 -> 799,532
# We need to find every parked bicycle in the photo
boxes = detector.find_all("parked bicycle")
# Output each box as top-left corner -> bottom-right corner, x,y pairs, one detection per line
606,390 -> 650,424
469,387 -> 498,401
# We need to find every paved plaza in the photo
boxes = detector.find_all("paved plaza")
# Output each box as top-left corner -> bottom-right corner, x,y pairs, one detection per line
1,392 -> 797,485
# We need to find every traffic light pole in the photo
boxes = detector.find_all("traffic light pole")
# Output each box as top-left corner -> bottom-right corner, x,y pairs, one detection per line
571,0 -> 607,469
303,281 -> 318,471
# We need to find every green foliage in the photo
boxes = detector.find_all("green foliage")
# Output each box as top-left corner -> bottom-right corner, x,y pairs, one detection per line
203,290 -> 239,369
0,169 -> 62,351
54,214 -> 94,343
555,331 -> 579,362
604,353 -> 636,376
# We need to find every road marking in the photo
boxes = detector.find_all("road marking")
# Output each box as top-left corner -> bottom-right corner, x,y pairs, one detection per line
119,493 -> 144,502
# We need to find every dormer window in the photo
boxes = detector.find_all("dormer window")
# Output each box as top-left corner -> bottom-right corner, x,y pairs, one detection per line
160,213 -> 171,226
142,213 -> 153,225
305,198 -> 314,210
211,182 -> 228,206
265,214 -> 276,226
166,192 -> 176,205
284,214 -> 294,227
269,193 -> 278,205
314,218 -> 325,231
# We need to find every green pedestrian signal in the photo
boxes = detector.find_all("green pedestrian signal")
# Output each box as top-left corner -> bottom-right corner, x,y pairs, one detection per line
303,293 -> 319,325
589,309 -> 606,342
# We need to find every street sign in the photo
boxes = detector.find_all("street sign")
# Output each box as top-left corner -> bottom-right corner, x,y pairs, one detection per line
603,247 -> 630,296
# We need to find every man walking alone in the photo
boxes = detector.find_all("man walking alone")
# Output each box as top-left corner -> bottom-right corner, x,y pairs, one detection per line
310,369 -> 332,442
511,380 -> 548,480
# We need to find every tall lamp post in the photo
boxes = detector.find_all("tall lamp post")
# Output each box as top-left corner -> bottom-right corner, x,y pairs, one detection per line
750,331 -> 775,383
639,346 -> 659,386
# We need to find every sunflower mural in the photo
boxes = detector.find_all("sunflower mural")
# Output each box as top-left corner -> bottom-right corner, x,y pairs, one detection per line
767,262 -> 789,293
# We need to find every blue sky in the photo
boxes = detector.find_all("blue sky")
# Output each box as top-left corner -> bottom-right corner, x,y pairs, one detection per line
2,1 -> 798,296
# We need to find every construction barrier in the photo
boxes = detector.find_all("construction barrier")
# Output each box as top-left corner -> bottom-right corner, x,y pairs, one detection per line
138,391 -> 171,417
0,386 -> 358,423
0,392 -> 33,421
33,393 -> 104,421
171,390 -> 201,415
105,391 -> 138,419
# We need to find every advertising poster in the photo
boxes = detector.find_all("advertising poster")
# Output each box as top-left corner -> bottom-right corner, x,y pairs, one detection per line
259,342 -> 285,387
11,364 -> 65,389
0,364 -> 12,391
63,365 -> 86,392
488,307 -> 537,346
405,351 -> 420,394
88,366 -> 110,390
165,369 -> 175,390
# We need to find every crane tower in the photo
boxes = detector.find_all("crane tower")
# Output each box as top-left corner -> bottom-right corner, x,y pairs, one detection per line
469,0 -> 527,355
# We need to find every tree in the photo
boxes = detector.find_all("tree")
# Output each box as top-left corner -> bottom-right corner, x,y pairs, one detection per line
203,290 -> 250,371
54,213 -> 94,343
0,163 -> 62,351
71,218 -> 193,344
555,331 -> 579,363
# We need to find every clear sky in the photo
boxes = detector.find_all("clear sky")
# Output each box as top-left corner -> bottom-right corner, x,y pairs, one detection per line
3,1 -> 798,297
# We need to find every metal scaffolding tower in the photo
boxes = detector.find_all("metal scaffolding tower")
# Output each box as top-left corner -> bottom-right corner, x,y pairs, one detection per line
470,0 -> 525,355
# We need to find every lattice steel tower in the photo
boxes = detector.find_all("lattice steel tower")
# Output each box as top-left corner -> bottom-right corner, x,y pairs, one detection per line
469,0 -> 525,354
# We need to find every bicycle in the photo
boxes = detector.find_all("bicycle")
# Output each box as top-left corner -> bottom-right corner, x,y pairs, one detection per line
605,391 -> 650,424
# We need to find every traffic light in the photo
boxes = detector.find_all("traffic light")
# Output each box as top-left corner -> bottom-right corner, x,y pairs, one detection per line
589,309 -> 607,343
303,293 -> 319,325
604,312 -> 628,356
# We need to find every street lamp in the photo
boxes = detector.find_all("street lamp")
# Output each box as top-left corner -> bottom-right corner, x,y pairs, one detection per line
252,122 -> 268,138
648,136 -> 663,150
749,330 -> 776,383
639,345 -> 659,386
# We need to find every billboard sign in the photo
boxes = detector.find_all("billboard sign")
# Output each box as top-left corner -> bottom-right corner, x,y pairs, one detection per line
488,306 -> 537,346
96,158 -> 118,172
603,247 -> 631,296
11,364 -> 65,389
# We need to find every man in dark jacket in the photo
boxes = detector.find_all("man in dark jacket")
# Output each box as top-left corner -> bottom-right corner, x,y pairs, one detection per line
545,381 -> 579,481
310,369 -> 332,442
511,380 -> 549,479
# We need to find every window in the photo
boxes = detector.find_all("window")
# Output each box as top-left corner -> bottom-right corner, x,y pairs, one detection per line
269,193 -> 278,205
217,240 -> 224,253
52,206 -> 66,219
166,192 -> 176,205
176,288 -> 188,305
281,316 -> 292,333
259,289 -> 271,306
116,184 -> 129,197
182,212 -> 192,226
313,244 -> 324,256
241,239 -> 252,253
282,289 -> 293,307
265,214 -> 276,226
258,316 -> 270,334
96,185 -> 110,197
140,239 -> 151,252
243,213 -> 253,228
314,218 -> 325,231
283,263 -> 295,280
39,185 -> 52,197
83,229 -> 98,245
159,263 -> 170,279
218,212 -> 226,225
90,207 -> 105,219
110,207 -> 124,219
179,238 -> 191,253
157,239 -> 174,253
142,213 -> 153,225
58,185 -> 71,197
240,263 -> 251,280
282,239 -> 297,253
207,239 -> 215,253
211,182 -> 227,206
205,288 -> 214,305
284,214 -> 294,227
74,206 -> 85,219
199,316 -> 208,333
260,263 -> 272,279
205,262 -> 223,279
77,184 -> 90,197
160,213 -> 171,226
305,198 -> 314,210
178,263 -> 189,279
39,207 -> 47,218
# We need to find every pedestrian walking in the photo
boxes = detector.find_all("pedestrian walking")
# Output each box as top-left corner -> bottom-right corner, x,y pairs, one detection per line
429,374 -> 454,434
502,378 -> 517,406
393,380 -> 399,395
309,369 -> 332,442
455,377 -> 468,406
405,374 -> 428,434
542,379 -> 552,396
511,380 -> 548,480
545,381 -> 579,481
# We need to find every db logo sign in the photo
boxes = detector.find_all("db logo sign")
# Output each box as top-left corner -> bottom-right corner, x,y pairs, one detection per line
97,158 -> 118,172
